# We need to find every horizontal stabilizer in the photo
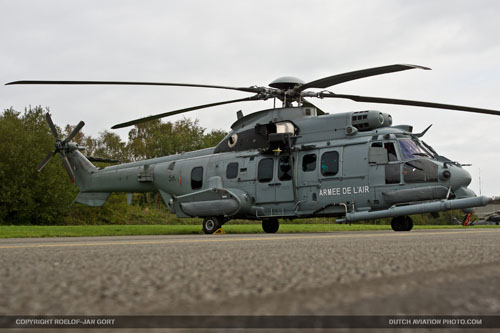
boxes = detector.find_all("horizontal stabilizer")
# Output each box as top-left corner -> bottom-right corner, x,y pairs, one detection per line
75,192 -> 111,207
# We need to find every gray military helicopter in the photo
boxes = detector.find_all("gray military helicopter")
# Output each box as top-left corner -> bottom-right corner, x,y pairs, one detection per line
7,64 -> 500,233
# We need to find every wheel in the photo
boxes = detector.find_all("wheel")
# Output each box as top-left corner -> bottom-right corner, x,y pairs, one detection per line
202,217 -> 222,234
391,218 -> 401,231
406,216 -> 414,231
391,216 -> 413,231
262,218 -> 279,233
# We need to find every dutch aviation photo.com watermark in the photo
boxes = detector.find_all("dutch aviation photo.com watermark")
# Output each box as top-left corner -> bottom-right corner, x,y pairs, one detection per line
1,316 -> 499,329
388,317 -> 484,328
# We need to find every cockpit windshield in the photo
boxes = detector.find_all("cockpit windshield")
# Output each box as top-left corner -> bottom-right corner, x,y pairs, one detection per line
399,138 -> 433,159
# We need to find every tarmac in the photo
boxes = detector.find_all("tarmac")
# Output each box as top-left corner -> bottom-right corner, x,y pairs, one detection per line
1,229 -> 500,329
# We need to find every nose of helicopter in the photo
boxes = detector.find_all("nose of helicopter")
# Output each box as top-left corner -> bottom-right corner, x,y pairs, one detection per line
447,165 -> 472,191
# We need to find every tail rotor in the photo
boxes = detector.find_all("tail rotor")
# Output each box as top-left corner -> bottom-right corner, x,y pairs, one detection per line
37,113 -> 85,182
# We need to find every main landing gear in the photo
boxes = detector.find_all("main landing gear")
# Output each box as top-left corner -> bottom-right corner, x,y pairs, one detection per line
202,217 -> 280,234
391,216 -> 413,232
262,218 -> 279,233
202,216 -> 224,234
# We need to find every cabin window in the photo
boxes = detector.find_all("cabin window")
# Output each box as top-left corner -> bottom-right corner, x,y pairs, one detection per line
226,162 -> 238,179
302,154 -> 316,172
321,151 -> 339,176
191,167 -> 203,190
258,158 -> 274,183
278,156 -> 292,181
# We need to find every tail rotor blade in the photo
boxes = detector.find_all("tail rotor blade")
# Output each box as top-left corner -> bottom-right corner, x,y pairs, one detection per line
63,121 -> 85,144
45,113 -> 59,139
59,152 -> 75,182
37,113 -> 79,182
36,151 -> 57,172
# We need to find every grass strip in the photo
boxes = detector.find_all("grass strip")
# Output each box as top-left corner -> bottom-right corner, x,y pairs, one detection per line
0,224 -> 499,238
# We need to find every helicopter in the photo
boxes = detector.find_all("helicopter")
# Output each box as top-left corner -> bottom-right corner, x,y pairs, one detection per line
6,64 -> 500,233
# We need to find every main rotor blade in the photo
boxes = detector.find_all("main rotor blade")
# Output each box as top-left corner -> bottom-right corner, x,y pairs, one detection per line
112,95 -> 264,129
320,92 -> 500,116
299,64 -> 430,91
36,151 -> 57,172
62,121 -> 85,144
59,152 -> 75,182
45,113 -> 59,139
86,156 -> 120,164
6,80 -> 261,94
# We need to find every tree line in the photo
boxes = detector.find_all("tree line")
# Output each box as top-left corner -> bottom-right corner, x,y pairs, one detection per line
0,106 -> 465,226
0,106 -> 226,225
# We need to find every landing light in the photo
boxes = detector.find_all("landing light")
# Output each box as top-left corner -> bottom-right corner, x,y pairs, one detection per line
440,170 -> 451,181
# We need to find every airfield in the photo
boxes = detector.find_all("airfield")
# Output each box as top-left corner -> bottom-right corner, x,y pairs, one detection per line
1,229 -> 500,318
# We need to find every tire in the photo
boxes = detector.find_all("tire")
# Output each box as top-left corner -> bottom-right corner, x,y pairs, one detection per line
391,218 -> 401,231
391,216 -> 413,232
406,216 -> 414,231
262,218 -> 279,233
202,217 -> 222,234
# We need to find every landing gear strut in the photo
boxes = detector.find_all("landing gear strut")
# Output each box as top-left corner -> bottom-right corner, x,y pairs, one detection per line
391,216 -> 413,232
262,218 -> 279,233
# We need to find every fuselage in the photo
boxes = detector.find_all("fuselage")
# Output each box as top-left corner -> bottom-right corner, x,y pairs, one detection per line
67,106 -> 479,221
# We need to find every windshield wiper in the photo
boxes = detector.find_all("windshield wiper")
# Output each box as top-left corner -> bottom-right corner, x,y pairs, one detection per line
421,141 -> 438,157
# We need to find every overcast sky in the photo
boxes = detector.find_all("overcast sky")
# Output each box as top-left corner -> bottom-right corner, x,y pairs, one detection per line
1,0 -> 500,196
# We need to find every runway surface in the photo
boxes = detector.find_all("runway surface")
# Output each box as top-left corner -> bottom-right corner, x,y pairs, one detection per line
1,229 -> 500,316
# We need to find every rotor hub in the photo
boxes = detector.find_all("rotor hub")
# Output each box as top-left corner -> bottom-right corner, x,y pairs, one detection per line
269,76 -> 305,90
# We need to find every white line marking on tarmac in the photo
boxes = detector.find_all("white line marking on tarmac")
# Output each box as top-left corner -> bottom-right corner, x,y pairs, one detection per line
0,230 -> 498,249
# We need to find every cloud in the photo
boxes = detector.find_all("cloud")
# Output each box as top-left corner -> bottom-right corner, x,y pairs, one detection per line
1,0 -> 500,195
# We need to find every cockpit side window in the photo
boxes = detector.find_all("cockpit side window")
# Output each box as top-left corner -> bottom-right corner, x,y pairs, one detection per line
371,142 -> 398,162
403,159 -> 438,183
384,142 -> 398,162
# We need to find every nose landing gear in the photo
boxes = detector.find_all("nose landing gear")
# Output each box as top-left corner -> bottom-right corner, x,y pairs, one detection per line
202,216 -> 223,234
262,218 -> 280,233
